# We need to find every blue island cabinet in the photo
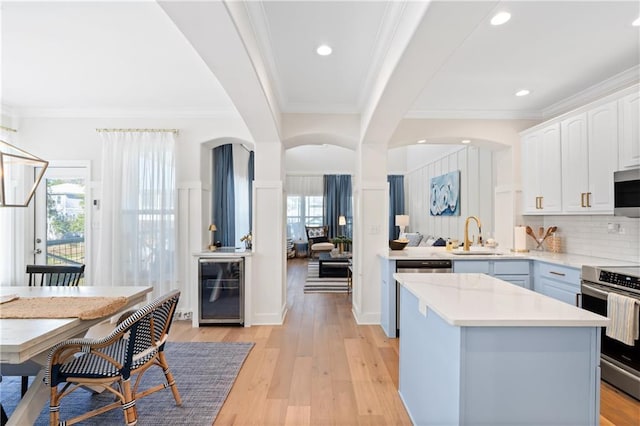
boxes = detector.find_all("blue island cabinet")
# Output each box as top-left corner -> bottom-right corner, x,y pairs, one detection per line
398,285 -> 601,426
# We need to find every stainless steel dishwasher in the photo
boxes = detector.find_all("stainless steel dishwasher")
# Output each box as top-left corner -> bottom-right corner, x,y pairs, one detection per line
395,259 -> 452,336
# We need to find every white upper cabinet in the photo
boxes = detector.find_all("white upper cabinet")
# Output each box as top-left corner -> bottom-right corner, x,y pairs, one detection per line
521,85 -> 636,216
587,102 -> 618,212
522,123 -> 562,215
561,113 -> 588,212
561,101 -> 618,213
618,92 -> 640,169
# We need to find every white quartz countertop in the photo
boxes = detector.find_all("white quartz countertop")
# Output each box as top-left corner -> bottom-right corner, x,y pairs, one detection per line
394,272 -> 609,327
193,248 -> 252,257
381,246 -> 637,269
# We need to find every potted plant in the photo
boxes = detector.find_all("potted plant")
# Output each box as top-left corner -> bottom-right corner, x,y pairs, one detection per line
240,232 -> 252,249
331,235 -> 352,253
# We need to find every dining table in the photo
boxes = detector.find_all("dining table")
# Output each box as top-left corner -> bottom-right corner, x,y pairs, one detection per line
0,285 -> 152,426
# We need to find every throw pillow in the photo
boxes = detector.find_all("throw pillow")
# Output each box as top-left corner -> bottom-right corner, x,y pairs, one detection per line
402,233 -> 423,247
307,227 -> 326,238
432,237 -> 447,247
313,236 -> 329,243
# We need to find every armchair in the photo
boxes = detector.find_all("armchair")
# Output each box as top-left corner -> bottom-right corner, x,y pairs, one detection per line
305,226 -> 334,259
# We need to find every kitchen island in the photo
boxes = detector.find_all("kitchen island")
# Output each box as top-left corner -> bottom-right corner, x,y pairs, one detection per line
394,272 -> 609,426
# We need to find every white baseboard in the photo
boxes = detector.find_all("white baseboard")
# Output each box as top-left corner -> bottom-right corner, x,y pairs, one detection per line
352,305 -> 380,325
251,307 -> 286,325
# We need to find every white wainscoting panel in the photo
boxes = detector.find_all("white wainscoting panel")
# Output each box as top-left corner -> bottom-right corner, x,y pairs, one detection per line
405,147 -> 493,243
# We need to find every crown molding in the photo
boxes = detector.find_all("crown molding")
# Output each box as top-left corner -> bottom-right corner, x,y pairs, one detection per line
0,104 -> 18,118
5,107 -> 239,119
542,65 -> 640,119
280,102 -> 361,115
403,109 -> 543,120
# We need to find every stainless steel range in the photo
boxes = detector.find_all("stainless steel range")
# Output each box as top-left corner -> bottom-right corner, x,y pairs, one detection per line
581,265 -> 640,400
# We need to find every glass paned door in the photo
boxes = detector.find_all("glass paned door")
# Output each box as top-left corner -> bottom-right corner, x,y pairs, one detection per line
34,167 -> 88,269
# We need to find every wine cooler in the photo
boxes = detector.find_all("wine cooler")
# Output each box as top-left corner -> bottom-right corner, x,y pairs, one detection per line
199,257 -> 244,325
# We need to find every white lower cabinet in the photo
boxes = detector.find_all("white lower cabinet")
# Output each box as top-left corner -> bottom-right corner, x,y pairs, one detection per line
453,260 -> 531,289
533,262 -> 580,306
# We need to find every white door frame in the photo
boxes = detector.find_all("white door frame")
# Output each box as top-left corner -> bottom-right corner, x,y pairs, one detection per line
33,161 -> 91,278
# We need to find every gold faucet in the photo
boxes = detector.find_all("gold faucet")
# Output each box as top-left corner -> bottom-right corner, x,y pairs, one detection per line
463,216 -> 483,251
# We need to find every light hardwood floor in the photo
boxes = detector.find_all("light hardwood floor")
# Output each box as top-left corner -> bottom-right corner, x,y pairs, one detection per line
168,258 -> 640,425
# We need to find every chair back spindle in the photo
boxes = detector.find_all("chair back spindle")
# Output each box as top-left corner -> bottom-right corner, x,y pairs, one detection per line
26,264 -> 85,286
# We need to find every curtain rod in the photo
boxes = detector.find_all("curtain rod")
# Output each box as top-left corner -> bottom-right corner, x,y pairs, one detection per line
96,128 -> 179,134
0,125 -> 17,133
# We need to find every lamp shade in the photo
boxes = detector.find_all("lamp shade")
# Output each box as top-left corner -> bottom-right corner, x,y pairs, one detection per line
209,224 -> 217,232
338,215 -> 346,226
395,215 -> 410,227
0,139 -> 48,207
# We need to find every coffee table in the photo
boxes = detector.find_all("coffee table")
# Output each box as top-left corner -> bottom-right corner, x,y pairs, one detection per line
318,252 -> 351,278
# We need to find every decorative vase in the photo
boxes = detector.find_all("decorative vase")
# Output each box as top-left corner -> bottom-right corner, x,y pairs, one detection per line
338,242 -> 344,253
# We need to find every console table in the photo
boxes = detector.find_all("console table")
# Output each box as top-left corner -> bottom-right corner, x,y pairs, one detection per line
318,252 -> 351,278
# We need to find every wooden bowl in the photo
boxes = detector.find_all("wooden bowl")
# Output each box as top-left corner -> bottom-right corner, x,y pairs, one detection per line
389,239 -> 409,250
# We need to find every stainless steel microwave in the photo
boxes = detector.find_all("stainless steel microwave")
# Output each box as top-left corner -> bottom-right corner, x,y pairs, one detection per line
614,168 -> 640,217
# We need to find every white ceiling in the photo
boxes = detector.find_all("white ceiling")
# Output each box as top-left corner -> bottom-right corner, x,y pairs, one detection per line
1,1 -> 639,121
0,1 -> 234,115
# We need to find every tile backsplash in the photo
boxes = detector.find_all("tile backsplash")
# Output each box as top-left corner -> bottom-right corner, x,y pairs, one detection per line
525,215 -> 640,263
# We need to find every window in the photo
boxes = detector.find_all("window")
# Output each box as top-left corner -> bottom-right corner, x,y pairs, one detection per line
286,195 -> 323,241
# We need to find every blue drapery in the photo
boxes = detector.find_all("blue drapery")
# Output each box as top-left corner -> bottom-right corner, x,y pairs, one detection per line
213,144 -> 235,246
248,151 -> 254,232
323,174 -> 352,239
388,175 -> 405,240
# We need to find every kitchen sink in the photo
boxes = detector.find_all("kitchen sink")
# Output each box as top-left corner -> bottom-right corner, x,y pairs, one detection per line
451,250 -> 503,256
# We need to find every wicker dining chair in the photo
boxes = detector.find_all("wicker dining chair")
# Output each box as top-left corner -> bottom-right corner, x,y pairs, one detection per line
45,290 -> 182,426
26,264 -> 85,287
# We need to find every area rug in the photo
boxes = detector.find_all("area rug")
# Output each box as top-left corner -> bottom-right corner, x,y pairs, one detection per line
0,341 -> 253,425
304,261 -> 350,293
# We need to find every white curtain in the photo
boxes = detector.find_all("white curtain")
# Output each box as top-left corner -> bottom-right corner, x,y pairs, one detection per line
0,129 -> 20,286
285,175 -> 323,196
285,175 -> 323,241
96,131 -> 177,299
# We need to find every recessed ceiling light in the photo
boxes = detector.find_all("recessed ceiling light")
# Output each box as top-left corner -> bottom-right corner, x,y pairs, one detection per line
316,44 -> 332,56
515,89 -> 530,97
416,139 -> 427,144
491,11 -> 511,26
461,139 -> 471,144
633,17 -> 640,26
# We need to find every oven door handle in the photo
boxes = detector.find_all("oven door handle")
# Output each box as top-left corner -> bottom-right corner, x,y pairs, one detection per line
581,283 -> 610,301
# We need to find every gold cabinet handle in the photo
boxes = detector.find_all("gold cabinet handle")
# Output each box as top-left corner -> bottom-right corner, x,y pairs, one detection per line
535,196 -> 540,209
587,192 -> 592,208
539,196 -> 543,209
580,192 -> 586,208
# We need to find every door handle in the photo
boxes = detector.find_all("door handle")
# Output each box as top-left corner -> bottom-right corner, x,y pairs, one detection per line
33,248 -> 42,254
36,238 -> 42,244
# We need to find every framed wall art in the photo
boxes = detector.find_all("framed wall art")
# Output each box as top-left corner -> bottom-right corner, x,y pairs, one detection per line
430,170 -> 460,216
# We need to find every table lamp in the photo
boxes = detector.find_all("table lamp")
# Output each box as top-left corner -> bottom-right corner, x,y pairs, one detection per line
208,224 -> 217,251
338,215 -> 346,233
395,215 -> 409,235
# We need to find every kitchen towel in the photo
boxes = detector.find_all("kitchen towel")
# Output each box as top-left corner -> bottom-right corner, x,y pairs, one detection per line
514,226 -> 527,251
606,292 -> 639,346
